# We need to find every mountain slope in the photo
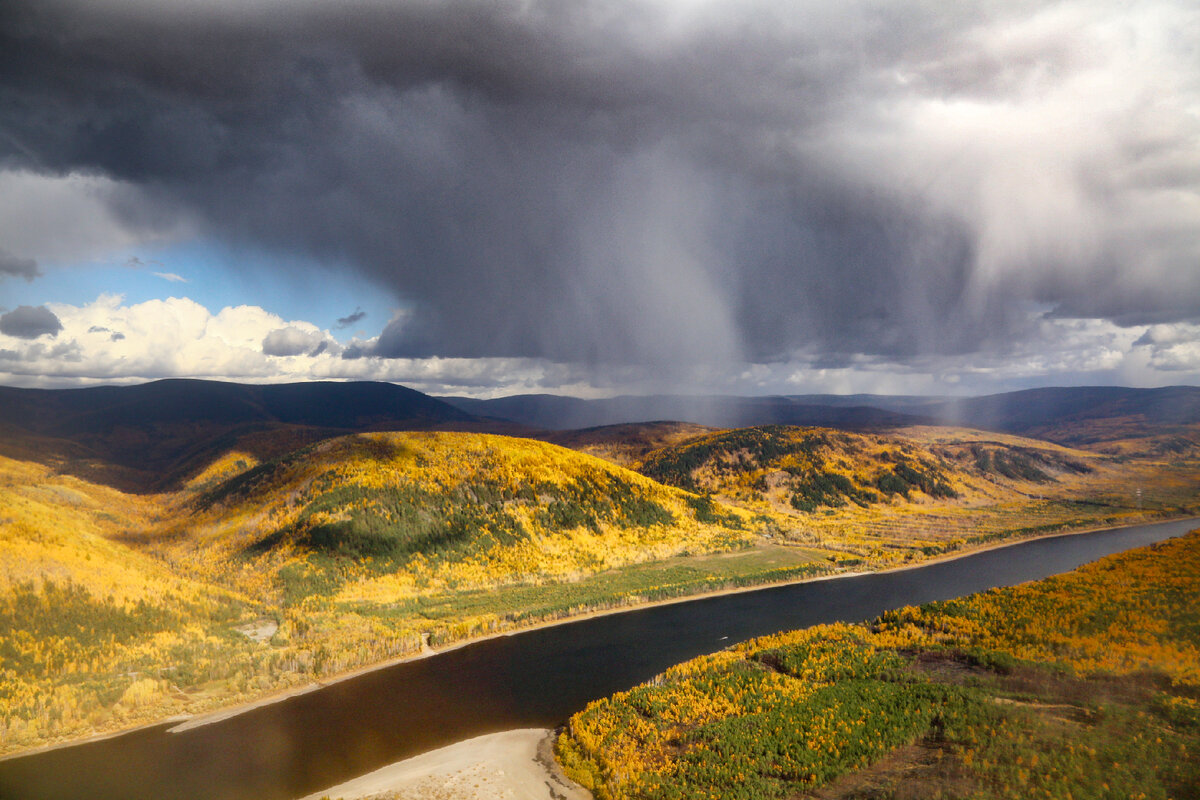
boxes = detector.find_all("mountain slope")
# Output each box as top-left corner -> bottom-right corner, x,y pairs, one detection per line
0,379 -> 473,432
177,431 -> 757,600
638,426 -> 964,513
444,386 -> 1200,451
440,393 -> 924,430
545,421 -> 719,468
0,379 -> 488,491
630,424 -> 1169,556
0,455 -> 254,750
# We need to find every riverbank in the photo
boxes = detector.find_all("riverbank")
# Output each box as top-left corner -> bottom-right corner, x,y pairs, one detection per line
5,515 -> 1198,800
296,729 -> 589,800
558,527 -> 1200,799
170,512 -> 1196,732
6,514 -> 1195,763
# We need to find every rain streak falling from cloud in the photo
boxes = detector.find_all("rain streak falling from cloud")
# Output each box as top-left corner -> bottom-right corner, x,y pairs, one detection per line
1,0 -> 1198,384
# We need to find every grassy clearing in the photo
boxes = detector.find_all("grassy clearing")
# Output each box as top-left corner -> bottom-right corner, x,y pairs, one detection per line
346,545 -> 832,640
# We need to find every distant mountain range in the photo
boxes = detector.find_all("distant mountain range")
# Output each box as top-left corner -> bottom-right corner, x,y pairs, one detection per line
0,378 -> 474,432
0,379 -> 485,491
440,393 -> 926,430
920,385 -> 1200,444
2,379 -> 1198,491
441,385 -> 1200,443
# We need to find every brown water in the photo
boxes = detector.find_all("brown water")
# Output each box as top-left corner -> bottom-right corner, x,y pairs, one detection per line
1,517 -> 1195,800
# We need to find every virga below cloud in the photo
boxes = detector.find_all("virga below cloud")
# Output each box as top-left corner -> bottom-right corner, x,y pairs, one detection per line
1,0 -> 1198,385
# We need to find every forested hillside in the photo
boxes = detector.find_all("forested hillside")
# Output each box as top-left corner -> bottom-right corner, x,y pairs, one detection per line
176,431 -> 757,599
559,529 -> 1200,799
638,426 -> 960,511
2,403 -> 1198,758
0,432 -> 761,753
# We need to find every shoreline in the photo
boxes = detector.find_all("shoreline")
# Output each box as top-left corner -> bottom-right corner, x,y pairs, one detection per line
5,512 -> 1195,761
295,728 -> 590,800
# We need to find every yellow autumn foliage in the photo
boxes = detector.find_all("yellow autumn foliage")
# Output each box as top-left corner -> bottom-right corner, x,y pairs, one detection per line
559,529 -> 1200,800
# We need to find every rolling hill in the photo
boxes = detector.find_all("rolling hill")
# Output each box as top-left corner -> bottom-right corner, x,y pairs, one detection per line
175,431 -> 757,600
622,422 -> 1199,564
0,430 -> 767,753
442,385 -> 1200,452
545,421 -> 718,468
2,378 -> 1199,758
634,425 -> 1101,513
638,425 -> 960,512
0,379 -> 497,492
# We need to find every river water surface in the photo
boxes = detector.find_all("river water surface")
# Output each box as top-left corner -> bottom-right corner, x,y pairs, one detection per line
1,517 -> 1196,800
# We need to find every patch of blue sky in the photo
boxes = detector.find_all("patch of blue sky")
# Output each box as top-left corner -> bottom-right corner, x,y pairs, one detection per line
3,240 -> 396,340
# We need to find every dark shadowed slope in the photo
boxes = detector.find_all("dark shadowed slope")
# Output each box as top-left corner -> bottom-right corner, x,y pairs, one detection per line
440,393 -> 925,431
924,385 -> 1200,446
0,380 -> 485,491
545,421 -> 719,467
0,379 -> 473,432
444,386 -> 1200,450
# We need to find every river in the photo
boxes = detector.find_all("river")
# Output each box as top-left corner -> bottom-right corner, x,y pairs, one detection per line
1,517 -> 1196,800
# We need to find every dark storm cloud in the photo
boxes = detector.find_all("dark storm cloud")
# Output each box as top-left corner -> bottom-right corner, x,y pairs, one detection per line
0,249 -> 39,281
2,0 -> 1198,368
0,305 -> 62,339
336,308 -> 367,329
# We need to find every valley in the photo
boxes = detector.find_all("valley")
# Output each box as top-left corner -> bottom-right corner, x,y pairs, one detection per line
1,381 -> 1198,766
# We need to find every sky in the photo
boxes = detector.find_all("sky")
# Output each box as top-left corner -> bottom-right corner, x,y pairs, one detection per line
1,0 -> 1199,399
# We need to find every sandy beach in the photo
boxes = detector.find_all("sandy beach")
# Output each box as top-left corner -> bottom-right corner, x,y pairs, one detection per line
296,729 -> 591,800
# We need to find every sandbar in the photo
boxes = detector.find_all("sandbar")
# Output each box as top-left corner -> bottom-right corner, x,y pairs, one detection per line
296,728 -> 591,800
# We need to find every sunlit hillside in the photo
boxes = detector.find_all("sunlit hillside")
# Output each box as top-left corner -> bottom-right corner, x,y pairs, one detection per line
559,529 -> 1200,799
639,425 -> 962,512
2,420 -> 1197,759
630,424 -> 1199,567
172,431 -> 756,593
0,456 -> 254,750
0,433 -> 764,754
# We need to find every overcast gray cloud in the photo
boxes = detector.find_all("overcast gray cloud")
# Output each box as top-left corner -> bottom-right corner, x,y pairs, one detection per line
336,307 -> 367,328
0,248 -> 39,281
0,305 -> 63,338
1,0 -> 1198,377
